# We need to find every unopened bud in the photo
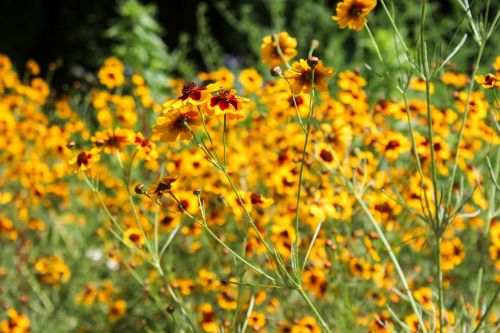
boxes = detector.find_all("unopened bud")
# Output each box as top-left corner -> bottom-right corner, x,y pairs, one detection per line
311,39 -> 320,48
270,66 -> 282,77
307,56 -> 320,68
66,141 -> 76,149
193,188 -> 202,196
166,305 -> 175,313
134,183 -> 145,195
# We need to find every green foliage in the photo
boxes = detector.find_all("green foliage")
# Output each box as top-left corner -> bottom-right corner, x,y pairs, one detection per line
106,0 -> 195,97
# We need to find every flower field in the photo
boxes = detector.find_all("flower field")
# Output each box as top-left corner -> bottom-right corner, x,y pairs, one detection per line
0,0 -> 499,332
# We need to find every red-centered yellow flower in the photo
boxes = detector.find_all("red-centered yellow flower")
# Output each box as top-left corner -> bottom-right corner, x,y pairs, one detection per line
98,57 -> 125,89
123,227 -> 145,247
207,89 -> 248,119
108,299 -> 127,321
1,309 -> 30,333
69,148 -> 100,172
152,106 -> 201,142
164,81 -> 221,109
332,0 -> 377,31
261,31 -> 298,67
92,128 -> 133,153
284,59 -> 335,94
475,73 -> 500,89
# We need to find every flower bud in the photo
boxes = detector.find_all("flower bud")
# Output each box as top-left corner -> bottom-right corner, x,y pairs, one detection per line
270,66 -> 282,77
307,56 -> 320,68
134,183 -> 146,195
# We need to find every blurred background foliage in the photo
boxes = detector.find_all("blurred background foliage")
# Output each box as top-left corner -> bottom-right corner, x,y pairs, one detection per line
0,0 -> 498,94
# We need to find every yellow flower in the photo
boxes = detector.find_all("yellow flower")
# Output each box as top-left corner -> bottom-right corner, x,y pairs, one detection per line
123,227 -> 145,247
238,68 -> 263,93
108,299 -> 127,321
152,106 -> 201,142
1,309 -> 30,333
332,0 -> 377,31
261,32 -> 298,67
68,148 -> 100,172
441,71 -> 468,88
474,73 -> 500,89
284,59 -> 335,94
98,57 -> 125,89
25,59 -> 40,76
34,254 -> 71,287
410,77 -> 435,93
199,67 -> 234,89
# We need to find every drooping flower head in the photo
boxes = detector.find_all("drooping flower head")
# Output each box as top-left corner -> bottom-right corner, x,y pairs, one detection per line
261,32 -> 298,67
152,106 -> 201,142
284,58 -> 335,94
332,0 -> 377,31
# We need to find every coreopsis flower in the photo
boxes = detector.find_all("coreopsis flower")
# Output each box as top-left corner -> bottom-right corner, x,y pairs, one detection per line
238,68 -> 263,93
410,77 -> 435,94
123,227 -> 145,247
475,73 -> 500,89
441,71 -> 469,88
199,303 -> 218,333
25,59 -> 40,76
247,311 -> 267,330
284,59 -> 335,94
199,67 -> 234,89
108,299 -> 127,321
152,106 -> 201,142
69,148 -> 100,172
369,311 -> 394,333
332,0 -> 377,31
1,309 -> 30,333
98,57 -> 125,89
133,133 -> 158,161
34,254 -> 71,286
92,128 -> 133,153
148,175 -> 178,199
376,131 -> 411,162
164,81 -> 221,109
207,89 -> 249,120
261,32 -> 298,67
75,283 -> 98,306
0,54 -> 12,74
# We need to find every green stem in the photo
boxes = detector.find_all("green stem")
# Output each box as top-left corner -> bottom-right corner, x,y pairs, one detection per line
446,42 -> 486,205
297,287 -> 332,333
436,237 -> 445,333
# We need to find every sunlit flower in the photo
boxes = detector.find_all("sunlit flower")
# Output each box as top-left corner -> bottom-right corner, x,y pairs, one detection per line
475,73 -> 500,89
332,0 -> 377,31
261,32 -> 298,67
1,309 -> 30,333
239,68 -> 264,93
207,89 -> 248,119
69,148 -> 100,172
284,59 -> 335,94
152,106 -> 201,142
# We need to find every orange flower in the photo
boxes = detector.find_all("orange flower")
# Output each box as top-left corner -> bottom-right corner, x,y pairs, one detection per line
284,59 -> 335,94
332,0 -> 377,31
261,32 -> 298,67
152,106 -> 201,142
